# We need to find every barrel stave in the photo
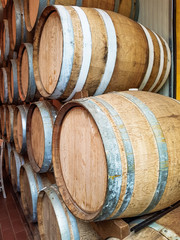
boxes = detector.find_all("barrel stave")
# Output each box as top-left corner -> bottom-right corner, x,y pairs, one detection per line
52,91 -> 180,221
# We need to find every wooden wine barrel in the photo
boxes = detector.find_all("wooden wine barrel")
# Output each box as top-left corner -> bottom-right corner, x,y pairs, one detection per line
0,1 -> 3,23
0,105 -> 7,136
26,101 -> 57,173
24,0 -> 139,32
33,6 -> 171,100
13,105 -> 29,154
1,0 -> 9,8
2,19 -> 10,61
8,50 -> 17,59
6,105 -> 15,142
18,43 -> 40,102
8,0 -> 32,51
20,163 -> 55,222
4,141 -> 13,175
10,149 -> 25,192
120,206 -> 180,240
37,185 -> 101,240
0,67 -> 9,104
0,24 -> 3,66
52,91 -> 180,221
7,59 -> 20,104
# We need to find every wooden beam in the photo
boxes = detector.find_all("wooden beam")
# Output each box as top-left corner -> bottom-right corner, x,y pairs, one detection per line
91,219 -> 130,239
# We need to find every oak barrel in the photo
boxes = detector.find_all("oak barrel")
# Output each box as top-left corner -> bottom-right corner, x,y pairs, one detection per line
18,43 -> 40,102
24,0 -> 139,32
52,91 -> 180,221
13,105 -> 29,154
8,0 -> 32,51
20,163 -> 55,222
0,105 -> 7,136
33,6 -> 171,100
0,1 -> 3,23
0,67 -> 9,104
4,141 -> 13,175
26,101 -> 57,173
1,0 -> 9,8
6,105 -> 15,142
2,19 -> 10,61
7,59 -> 20,104
37,185 -> 101,240
10,149 -> 25,192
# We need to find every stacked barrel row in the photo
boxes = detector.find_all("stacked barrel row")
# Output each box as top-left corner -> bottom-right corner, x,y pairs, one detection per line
1,90 -> 180,239
0,0 -> 171,105
1,98 -> 106,239
0,0 -> 179,240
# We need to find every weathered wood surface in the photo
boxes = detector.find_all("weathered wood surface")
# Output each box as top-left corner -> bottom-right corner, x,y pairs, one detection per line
52,90 -> 180,221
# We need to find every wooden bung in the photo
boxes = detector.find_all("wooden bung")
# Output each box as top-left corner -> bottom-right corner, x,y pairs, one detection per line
0,105 -> 7,136
0,67 -> 9,104
33,6 -> 171,100
37,184 -> 102,240
24,0 -> 139,32
7,59 -> 20,104
52,91 -> 180,221
13,105 -> 29,154
6,105 -> 15,142
4,141 -> 13,175
18,43 -> 40,102
26,101 -> 57,173
20,163 -> 55,222
8,0 -> 33,51
10,149 -> 26,192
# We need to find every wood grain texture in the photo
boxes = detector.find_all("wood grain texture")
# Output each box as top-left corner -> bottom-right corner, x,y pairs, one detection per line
142,28 -> 160,91
4,141 -> 13,175
18,43 -> 39,102
10,149 -> 25,192
151,36 -> 168,92
0,105 -> 6,136
29,0 -> 39,30
33,6 -> 170,100
26,101 -> 57,173
24,0 -> 138,32
21,48 -> 29,97
52,91 -> 180,221
60,107 -> 107,213
20,163 -> 55,222
12,2 -> 16,50
13,105 -> 29,154
2,19 -> 10,61
31,107 -> 45,167
6,105 -> 15,142
92,219 -> 130,239
8,0 -> 32,51
176,0 -> 180,99
8,59 -> 20,104
37,185 -> 102,240
1,0 -> 8,8
39,11 -> 62,94
0,68 -> 9,104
